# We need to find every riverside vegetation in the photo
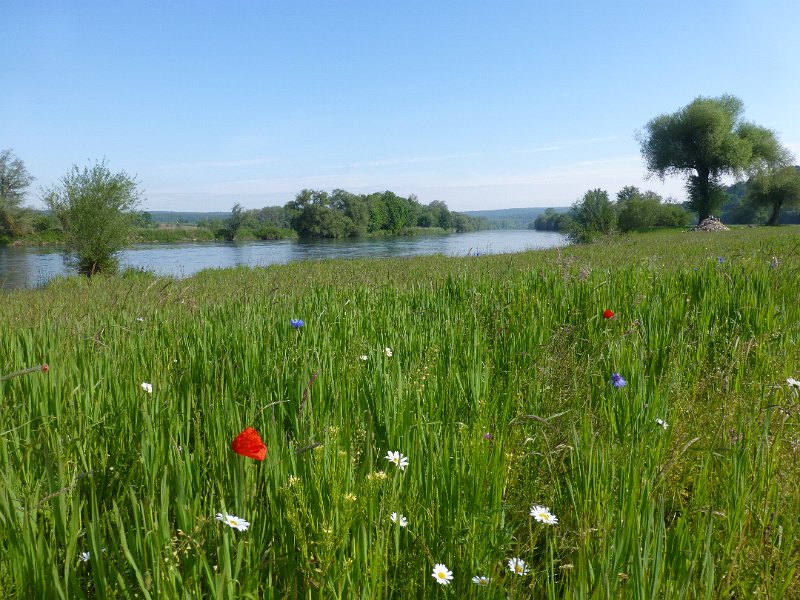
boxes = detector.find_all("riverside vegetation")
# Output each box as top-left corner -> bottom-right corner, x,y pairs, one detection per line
1,226 -> 799,598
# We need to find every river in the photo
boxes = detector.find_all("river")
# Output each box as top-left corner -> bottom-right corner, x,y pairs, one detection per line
0,230 -> 568,291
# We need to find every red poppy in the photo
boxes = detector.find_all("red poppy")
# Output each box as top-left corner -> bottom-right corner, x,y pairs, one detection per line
603,309 -> 614,319
41,363 -> 49,373
231,427 -> 267,461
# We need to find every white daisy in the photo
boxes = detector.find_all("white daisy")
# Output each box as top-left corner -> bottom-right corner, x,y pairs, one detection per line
215,512 -> 250,532
788,377 -> 800,390
390,512 -> 408,527
359,355 -> 369,361
385,450 -> 409,471
78,551 -> 91,562
384,347 -> 393,357
655,418 -> 669,429
508,557 -> 529,575
431,563 -> 453,585
140,382 -> 153,394
472,575 -> 491,586
530,504 -> 558,525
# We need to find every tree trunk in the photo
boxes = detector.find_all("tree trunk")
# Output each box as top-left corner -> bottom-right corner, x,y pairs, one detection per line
767,202 -> 782,226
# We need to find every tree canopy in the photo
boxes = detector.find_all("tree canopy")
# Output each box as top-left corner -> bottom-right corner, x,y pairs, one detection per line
44,160 -> 141,276
746,166 -> 800,226
640,95 -> 790,221
0,149 -> 35,238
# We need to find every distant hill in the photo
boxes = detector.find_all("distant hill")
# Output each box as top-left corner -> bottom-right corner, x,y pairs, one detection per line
462,207 -> 569,229
147,211 -> 231,224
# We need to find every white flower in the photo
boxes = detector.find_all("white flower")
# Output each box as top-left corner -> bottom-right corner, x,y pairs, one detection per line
135,316 -> 144,323
78,551 -> 91,562
359,355 -> 369,361
431,563 -> 453,585
385,450 -> 409,471
655,418 -> 669,429
215,513 -> 250,532
140,382 -> 153,394
530,504 -> 558,525
390,512 -> 408,527
384,347 -> 393,357
788,377 -> 800,390
508,557 -> 529,575
472,575 -> 491,586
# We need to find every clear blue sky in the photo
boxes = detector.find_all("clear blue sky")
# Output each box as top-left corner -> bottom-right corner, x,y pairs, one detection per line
4,1 -> 799,212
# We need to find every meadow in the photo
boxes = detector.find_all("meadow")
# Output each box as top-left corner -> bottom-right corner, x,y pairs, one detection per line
1,226 -> 799,598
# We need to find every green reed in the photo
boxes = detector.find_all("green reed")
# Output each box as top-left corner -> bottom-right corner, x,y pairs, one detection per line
1,226 -> 798,598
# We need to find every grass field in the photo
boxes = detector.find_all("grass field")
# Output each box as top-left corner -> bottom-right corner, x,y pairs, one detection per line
1,227 -> 799,598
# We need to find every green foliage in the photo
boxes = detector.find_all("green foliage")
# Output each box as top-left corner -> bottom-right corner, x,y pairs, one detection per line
1,228 -> 799,597
0,149 -> 36,240
565,188 -> 617,243
640,95 -> 789,221
531,207 -> 569,231
746,165 -> 800,225
43,160 -> 141,276
284,189 -> 479,238
615,187 -> 690,232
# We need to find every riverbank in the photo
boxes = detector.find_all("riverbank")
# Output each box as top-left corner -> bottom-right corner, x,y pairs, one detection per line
1,227 -> 798,597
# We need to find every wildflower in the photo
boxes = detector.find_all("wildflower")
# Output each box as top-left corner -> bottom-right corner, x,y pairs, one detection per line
788,378 -> 800,390
483,432 -> 494,442
384,347 -> 393,357
135,316 -> 144,322
472,575 -> 491,586
717,257 -> 725,264
431,563 -> 453,585
530,504 -> 559,525
344,493 -> 357,502
385,450 -> 409,471
655,418 -> 669,429
390,512 -> 408,527
141,382 -> 153,394
41,363 -> 49,374
287,475 -> 300,487
78,551 -> 91,562
769,256 -> 780,269
231,427 -> 267,461
359,355 -> 368,361
508,557 -> 529,576
611,373 -> 627,388
603,309 -> 614,319
290,319 -> 304,329
215,513 -> 250,531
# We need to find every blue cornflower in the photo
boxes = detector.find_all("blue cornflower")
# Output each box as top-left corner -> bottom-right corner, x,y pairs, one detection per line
611,373 -> 627,388
290,319 -> 304,329
717,257 -> 725,264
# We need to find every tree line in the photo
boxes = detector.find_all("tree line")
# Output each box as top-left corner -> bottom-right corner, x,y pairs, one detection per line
201,190 -> 485,241
532,94 -> 800,242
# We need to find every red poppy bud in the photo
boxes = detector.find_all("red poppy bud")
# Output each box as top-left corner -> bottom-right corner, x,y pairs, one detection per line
603,309 -> 614,319
41,363 -> 49,373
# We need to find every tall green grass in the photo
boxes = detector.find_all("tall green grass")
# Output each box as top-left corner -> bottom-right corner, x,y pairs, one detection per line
1,227 -> 799,598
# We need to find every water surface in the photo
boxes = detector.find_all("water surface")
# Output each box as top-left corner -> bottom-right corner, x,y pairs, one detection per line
0,230 -> 567,290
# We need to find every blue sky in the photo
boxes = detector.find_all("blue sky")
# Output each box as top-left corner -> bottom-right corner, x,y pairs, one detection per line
4,1 -> 799,212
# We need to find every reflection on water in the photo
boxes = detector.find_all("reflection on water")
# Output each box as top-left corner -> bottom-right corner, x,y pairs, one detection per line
0,230 -> 567,291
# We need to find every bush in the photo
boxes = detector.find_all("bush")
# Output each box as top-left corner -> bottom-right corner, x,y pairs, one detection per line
44,160 -> 141,276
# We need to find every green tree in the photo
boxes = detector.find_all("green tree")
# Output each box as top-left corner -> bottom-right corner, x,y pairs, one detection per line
226,203 -> 246,240
565,189 -> 616,243
0,149 -> 36,239
640,95 -> 789,221
746,166 -> 800,225
44,160 -> 141,276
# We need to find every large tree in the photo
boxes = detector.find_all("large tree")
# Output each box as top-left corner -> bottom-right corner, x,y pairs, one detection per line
746,166 -> 800,225
640,95 -> 789,221
0,149 -> 36,238
44,160 -> 141,276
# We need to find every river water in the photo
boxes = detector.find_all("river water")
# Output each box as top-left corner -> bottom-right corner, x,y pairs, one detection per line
0,230 -> 567,290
